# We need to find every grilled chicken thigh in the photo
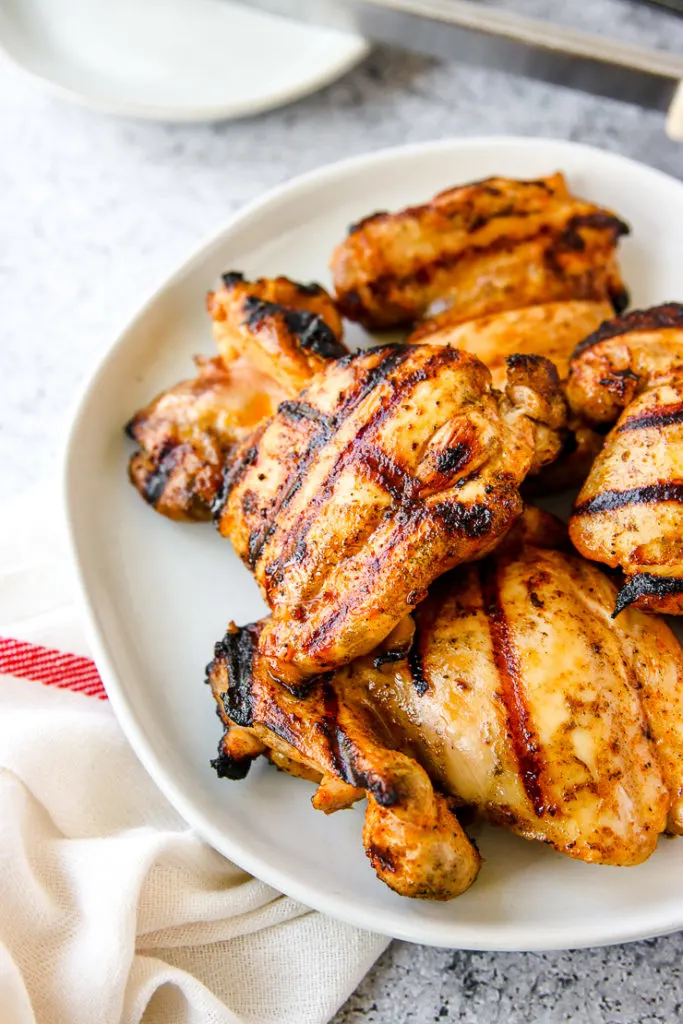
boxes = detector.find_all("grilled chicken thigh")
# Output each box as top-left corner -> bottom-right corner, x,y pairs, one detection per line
216,344 -> 566,685
568,304 -> 683,612
207,621 -> 481,900
330,174 -> 629,330
127,274 -> 346,520
207,271 -> 345,393
207,509 -> 683,901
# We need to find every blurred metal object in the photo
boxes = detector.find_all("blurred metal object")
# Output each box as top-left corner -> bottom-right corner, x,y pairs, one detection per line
244,0 -> 683,117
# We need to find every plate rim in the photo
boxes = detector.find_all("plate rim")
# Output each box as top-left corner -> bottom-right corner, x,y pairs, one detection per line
0,9 -> 369,122
63,135 -> 683,949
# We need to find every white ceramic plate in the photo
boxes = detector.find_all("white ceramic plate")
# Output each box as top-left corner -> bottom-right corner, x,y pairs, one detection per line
64,137 -> 683,950
0,0 -> 368,121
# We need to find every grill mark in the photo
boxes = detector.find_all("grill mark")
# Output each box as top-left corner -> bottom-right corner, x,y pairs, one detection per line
407,623 -> 429,696
617,402 -> 683,433
573,482 -> 683,516
245,346 -> 414,568
359,449 -> 423,502
141,440 -> 176,507
572,302 -> 683,358
301,504 -> 428,656
320,680 -> 399,806
278,400 -> 334,429
213,624 -> 260,728
479,559 -> 547,817
614,573 -> 683,616
212,427 -> 265,520
242,297 -> 346,359
369,216 -> 627,298
263,347 -> 463,590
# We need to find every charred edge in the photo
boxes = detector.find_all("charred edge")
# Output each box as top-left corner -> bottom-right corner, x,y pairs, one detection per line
614,573 -> 683,616
242,297 -> 345,360
212,437 -> 261,521
572,302 -> 683,358
432,501 -> 493,539
141,440 -> 177,507
407,623 -> 429,696
366,844 -> 397,874
247,346 -> 414,567
479,559 -> 547,817
124,417 -> 138,440
214,625 -> 259,728
435,443 -> 471,475
221,270 -> 245,288
360,448 -> 423,503
348,210 -> 389,234
373,649 -> 409,669
617,402 -> 683,433
573,482 -> 683,516
320,680 -> 399,806
598,368 -> 640,398
211,749 -> 252,780
295,281 -> 325,296
610,286 -> 630,315
562,211 -> 630,244
278,400 -> 335,430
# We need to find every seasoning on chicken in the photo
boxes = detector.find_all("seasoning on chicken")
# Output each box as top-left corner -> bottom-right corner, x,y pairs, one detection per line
207,510 -> 683,901
126,274 -> 346,521
568,303 -> 683,613
215,344 -> 567,686
207,271 -> 346,394
330,174 -> 629,330
207,621 -> 481,901
126,356 -> 285,522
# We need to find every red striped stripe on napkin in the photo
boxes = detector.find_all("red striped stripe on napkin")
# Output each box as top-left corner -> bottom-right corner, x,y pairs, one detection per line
0,637 -> 107,700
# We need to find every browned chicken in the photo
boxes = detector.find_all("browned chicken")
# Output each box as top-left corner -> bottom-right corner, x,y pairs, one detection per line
568,303 -> 683,613
126,356 -> 285,521
207,271 -> 346,393
215,344 -> 567,686
330,174 -> 629,330
207,509 -> 683,900
409,300 -> 611,492
207,620 -> 481,901
127,274 -> 347,521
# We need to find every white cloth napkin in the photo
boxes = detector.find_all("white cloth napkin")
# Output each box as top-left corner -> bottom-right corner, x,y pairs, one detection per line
0,491 -> 389,1024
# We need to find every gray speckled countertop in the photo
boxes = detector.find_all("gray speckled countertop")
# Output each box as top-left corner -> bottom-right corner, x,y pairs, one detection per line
2,6 -> 683,1021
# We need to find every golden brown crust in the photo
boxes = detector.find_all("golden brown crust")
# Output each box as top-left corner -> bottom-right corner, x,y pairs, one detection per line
217,344 -> 566,683
567,303 -> 683,427
207,272 -> 346,393
126,356 -> 284,521
569,377 -> 683,614
206,621 -> 481,901
331,174 -> 628,329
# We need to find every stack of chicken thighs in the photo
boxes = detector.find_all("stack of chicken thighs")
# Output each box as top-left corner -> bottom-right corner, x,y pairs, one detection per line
127,173 -> 683,900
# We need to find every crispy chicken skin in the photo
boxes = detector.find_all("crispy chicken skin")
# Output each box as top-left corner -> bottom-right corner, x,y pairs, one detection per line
409,300 -> 611,493
215,344 -> 567,685
207,510 -> 683,895
566,302 -> 683,427
127,274 -> 345,521
409,300 -> 613,387
330,174 -> 629,329
207,622 -> 481,901
126,356 -> 285,521
568,304 -> 683,612
207,272 -> 346,393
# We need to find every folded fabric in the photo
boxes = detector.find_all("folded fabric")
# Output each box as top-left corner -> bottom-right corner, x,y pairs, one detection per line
0,490 -> 388,1024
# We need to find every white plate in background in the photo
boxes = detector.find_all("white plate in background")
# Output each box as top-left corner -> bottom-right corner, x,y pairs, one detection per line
0,0 -> 368,121
64,137 -> 683,949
